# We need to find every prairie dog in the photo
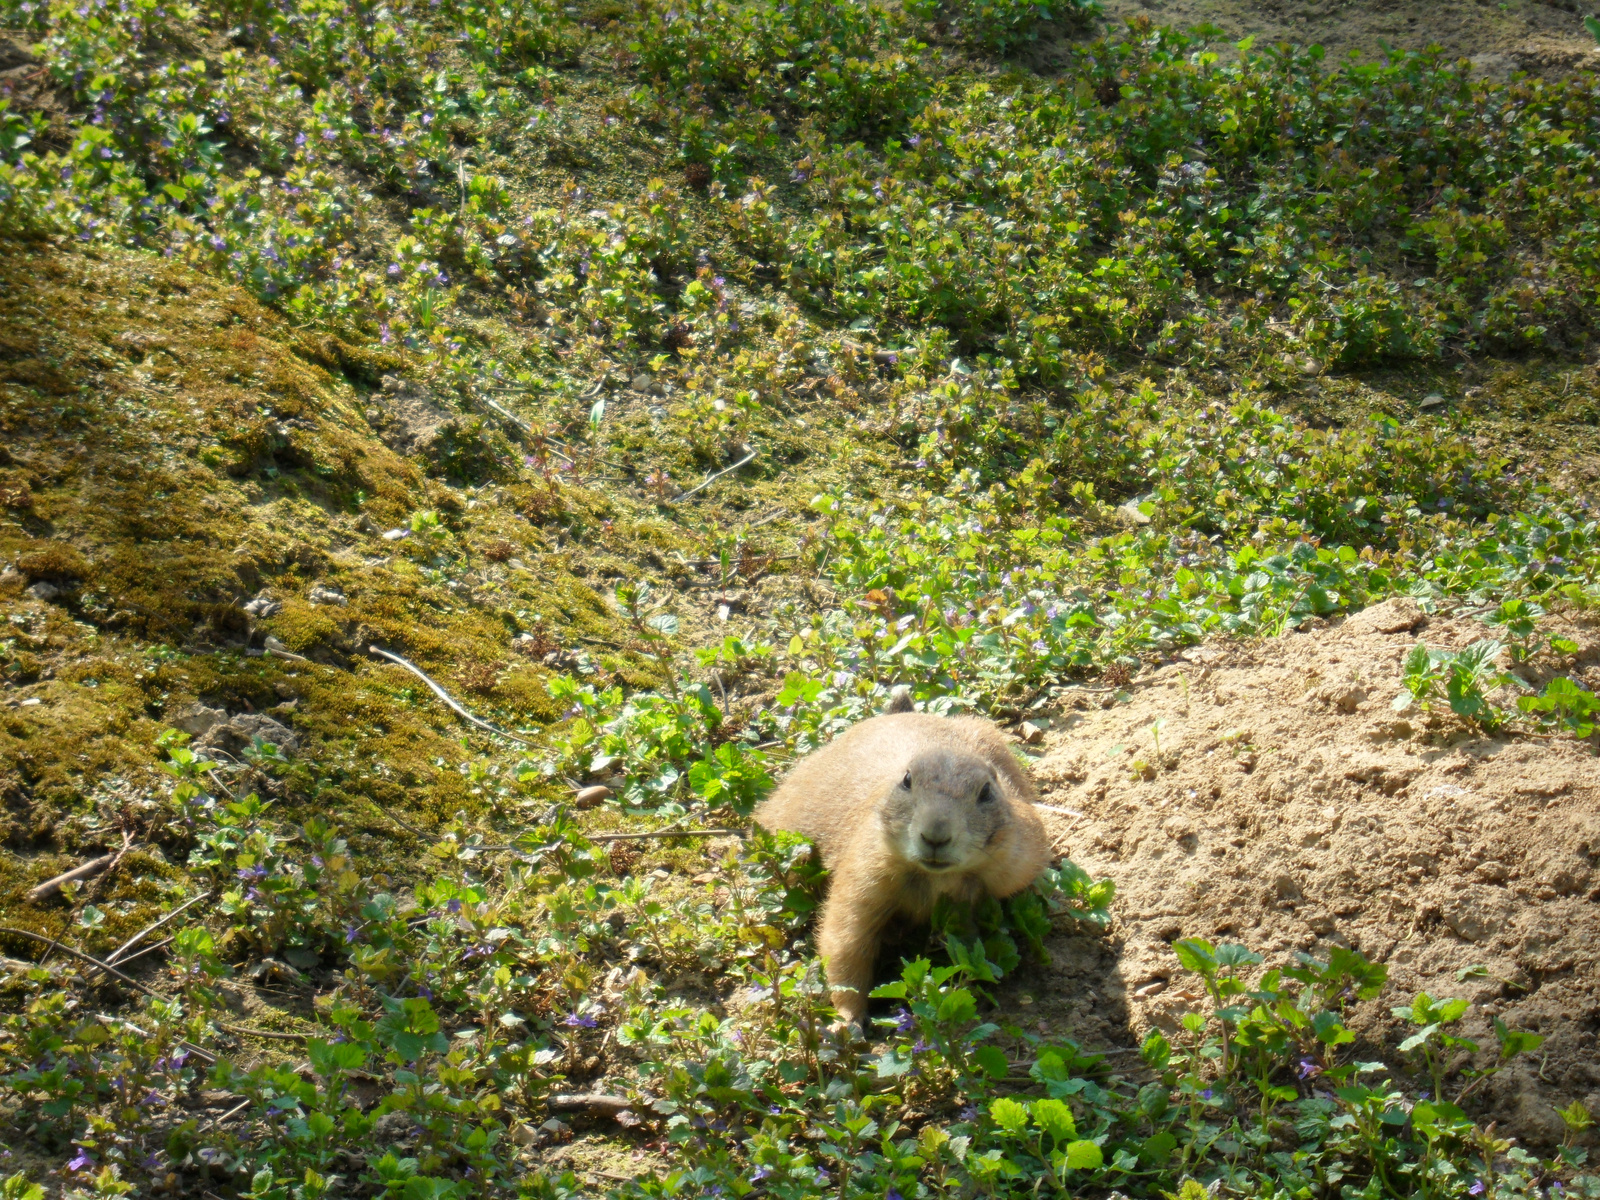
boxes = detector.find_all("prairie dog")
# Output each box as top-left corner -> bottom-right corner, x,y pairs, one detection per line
753,711 -> 1050,1027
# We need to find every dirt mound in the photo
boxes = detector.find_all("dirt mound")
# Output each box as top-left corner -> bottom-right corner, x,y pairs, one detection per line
1021,598 -> 1600,1146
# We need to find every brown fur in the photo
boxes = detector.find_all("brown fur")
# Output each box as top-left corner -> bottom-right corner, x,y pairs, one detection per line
752,712 -> 1050,1026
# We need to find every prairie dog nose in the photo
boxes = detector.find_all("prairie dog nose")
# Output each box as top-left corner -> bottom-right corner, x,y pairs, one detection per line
920,823 -> 952,849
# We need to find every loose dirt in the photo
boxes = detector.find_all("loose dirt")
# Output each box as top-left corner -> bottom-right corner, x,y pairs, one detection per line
1097,0 -> 1600,76
1014,598 -> 1600,1147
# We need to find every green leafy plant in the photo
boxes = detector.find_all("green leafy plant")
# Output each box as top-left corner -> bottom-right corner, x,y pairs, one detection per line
1517,676 -> 1600,741
1394,640 -> 1518,728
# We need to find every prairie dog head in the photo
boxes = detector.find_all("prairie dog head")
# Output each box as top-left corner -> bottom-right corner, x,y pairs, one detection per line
881,748 -> 1009,874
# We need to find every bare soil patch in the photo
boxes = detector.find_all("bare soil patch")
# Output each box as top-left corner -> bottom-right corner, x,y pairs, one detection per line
1098,0 -> 1599,75
1020,598 -> 1600,1147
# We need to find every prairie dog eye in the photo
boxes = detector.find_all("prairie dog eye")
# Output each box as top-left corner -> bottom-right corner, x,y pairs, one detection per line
901,771 -> 912,790
976,782 -> 996,805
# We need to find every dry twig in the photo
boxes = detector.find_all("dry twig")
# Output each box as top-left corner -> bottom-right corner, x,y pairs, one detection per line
669,447 -> 759,504
0,927 -> 309,1042
26,849 -> 120,904
368,645 -> 534,746
107,891 -> 211,964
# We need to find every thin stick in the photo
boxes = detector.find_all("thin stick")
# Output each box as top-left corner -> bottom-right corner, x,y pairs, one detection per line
26,852 -> 118,904
204,1099 -> 252,1131
88,831 -> 137,904
112,1017 -> 218,1067
670,448 -> 758,504
585,827 -> 744,843
1,926 -> 163,996
217,1022 -> 308,1042
45,832 -> 135,964
113,936 -> 173,967
368,645 -> 534,746
0,927 -> 308,1042
357,793 -> 427,839
1036,804 -> 1086,819
108,891 -> 211,964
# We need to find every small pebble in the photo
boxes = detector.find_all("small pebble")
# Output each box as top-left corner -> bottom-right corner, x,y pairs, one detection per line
574,785 -> 612,808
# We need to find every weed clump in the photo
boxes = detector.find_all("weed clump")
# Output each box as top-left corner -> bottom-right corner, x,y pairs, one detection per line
1,0 -> 1599,1194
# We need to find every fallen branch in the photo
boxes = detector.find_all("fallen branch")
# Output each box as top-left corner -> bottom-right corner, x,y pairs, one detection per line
669,447 -> 759,504
548,1093 -> 636,1116
26,851 -> 118,904
367,645 -> 534,747
107,891 -> 211,964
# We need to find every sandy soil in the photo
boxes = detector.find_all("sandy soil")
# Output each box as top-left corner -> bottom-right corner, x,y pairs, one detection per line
1011,597 -> 1600,1147
1096,0 -> 1600,76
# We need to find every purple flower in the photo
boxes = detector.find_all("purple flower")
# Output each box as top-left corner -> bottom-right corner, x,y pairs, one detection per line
563,1012 -> 598,1028
751,1165 -> 772,1181
912,1039 -> 930,1054
958,1105 -> 978,1121
446,898 -> 462,914
1469,1183 -> 1485,1197
67,1149 -> 94,1172
888,1191 -> 904,1200
1297,1058 -> 1321,1080
894,1007 -> 914,1035
1201,1088 -> 1214,1100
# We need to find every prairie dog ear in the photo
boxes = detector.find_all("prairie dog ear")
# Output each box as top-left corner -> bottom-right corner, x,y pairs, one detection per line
885,685 -> 914,714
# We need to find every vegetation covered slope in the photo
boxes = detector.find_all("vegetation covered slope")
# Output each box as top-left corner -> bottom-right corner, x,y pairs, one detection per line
1,0 -> 1600,1195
